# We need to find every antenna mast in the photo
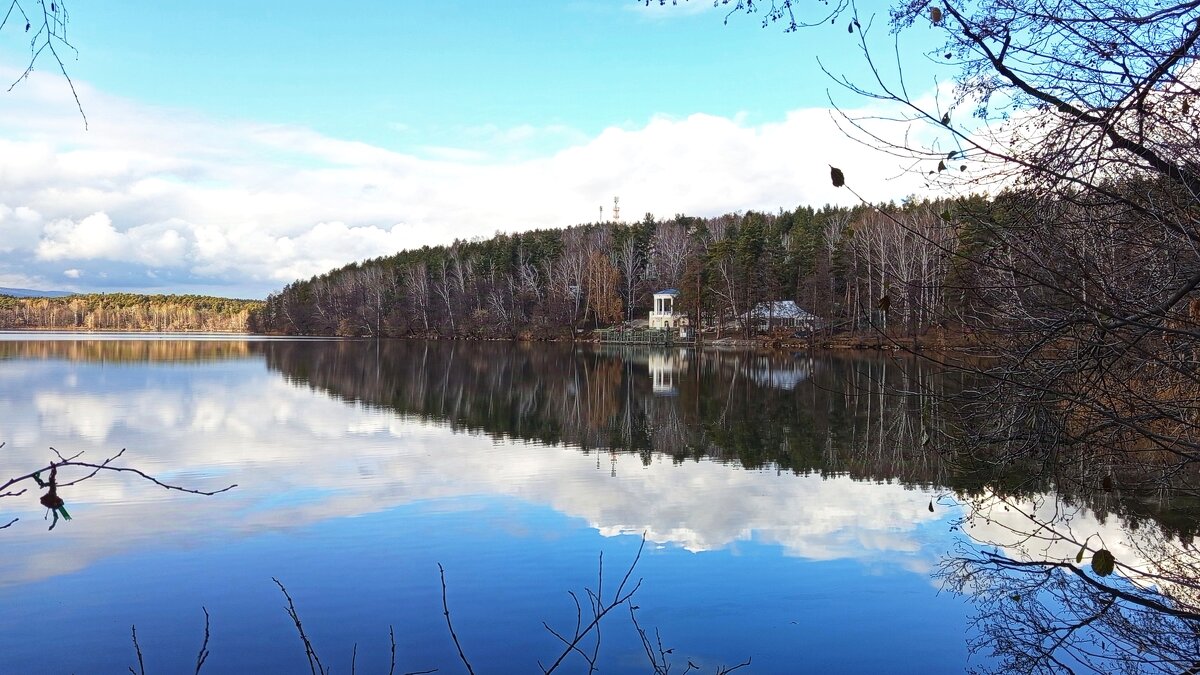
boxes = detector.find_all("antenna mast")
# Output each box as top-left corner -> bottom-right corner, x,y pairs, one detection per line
613,196 -> 620,223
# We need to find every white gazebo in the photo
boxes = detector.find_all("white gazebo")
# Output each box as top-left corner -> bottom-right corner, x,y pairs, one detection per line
648,289 -> 681,330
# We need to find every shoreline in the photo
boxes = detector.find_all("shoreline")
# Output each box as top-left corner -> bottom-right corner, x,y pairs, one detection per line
0,327 -> 984,355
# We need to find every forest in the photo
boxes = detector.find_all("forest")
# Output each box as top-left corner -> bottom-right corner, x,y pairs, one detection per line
250,197 -> 974,340
0,293 -> 262,332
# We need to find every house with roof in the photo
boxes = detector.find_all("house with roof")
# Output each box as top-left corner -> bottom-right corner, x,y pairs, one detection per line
741,300 -> 822,333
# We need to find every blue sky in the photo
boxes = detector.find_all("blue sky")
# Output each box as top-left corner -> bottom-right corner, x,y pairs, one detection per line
66,2 -> 866,151
0,1 -> 947,298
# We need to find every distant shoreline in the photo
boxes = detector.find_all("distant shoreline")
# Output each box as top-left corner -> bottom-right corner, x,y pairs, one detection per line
0,328 -> 253,334
0,326 -> 980,354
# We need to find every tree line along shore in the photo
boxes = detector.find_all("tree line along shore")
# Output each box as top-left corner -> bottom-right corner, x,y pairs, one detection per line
250,198 -> 974,342
6,184 -> 1195,357
0,293 -> 262,333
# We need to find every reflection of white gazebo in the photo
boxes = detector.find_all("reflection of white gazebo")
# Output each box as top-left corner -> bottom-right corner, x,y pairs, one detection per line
649,289 -> 681,330
647,349 -> 689,396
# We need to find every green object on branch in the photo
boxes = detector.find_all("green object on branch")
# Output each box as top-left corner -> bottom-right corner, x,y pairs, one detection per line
1092,549 -> 1116,577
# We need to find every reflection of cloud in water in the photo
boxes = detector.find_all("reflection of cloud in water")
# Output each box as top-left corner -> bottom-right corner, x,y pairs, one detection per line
0,362 -> 947,586
952,491 -> 1197,592
589,466 -> 936,559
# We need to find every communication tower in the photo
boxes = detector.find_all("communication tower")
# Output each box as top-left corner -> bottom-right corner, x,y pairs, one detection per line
613,196 -> 620,223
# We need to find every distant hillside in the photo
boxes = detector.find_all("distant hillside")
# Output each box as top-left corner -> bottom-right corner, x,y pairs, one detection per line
0,287 -> 73,298
0,293 -> 263,332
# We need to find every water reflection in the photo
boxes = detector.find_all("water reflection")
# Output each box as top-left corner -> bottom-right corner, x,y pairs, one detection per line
0,332 -> 273,363
941,492 -> 1200,673
0,340 -> 958,585
0,338 -> 1194,672
254,340 -> 956,484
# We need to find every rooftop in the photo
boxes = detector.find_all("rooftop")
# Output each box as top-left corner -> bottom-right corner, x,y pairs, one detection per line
743,300 -> 820,320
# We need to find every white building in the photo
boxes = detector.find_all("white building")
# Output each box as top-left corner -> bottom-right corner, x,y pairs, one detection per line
741,301 -> 822,332
648,289 -> 681,330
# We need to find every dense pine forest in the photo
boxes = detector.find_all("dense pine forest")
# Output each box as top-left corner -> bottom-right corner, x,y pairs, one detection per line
251,197 -> 979,339
0,293 -> 262,332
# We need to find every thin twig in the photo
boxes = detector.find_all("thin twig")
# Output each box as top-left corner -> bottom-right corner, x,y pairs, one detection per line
629,605 -> 666,674
540,535 -> 646,674
984,554 -> 1200,622
2,448 -> 236,495
438,563 -> 476,675
129,625 -> 145,675
388,625 -> 397,675
388,625 -> 440,675
4,0 -> 87,127
590,552 -> 603,672
273,577 -> 325,675
717,658 -> 753,674
194,607 -> 211,674
1,446 -> 235,534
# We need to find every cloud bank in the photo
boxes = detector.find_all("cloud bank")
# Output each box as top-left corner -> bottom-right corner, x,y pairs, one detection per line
0,69 -> 931,297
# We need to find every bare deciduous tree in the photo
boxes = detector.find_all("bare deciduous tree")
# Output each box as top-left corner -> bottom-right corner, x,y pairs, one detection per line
2,0 -> 86,126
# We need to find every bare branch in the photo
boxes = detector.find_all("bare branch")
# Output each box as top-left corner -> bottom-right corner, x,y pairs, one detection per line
3,0 -> 86,127
129,625 -> 145,675
194,607 -> 211,675
273,577 -> 326,675
540,534 -> 646,674
437,563 -> 475,675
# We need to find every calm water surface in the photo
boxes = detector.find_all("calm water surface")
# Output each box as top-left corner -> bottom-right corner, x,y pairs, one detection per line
0,335 -> 1168,673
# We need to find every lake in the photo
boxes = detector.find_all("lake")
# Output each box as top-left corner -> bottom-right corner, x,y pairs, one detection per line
0,335 -> 1190,673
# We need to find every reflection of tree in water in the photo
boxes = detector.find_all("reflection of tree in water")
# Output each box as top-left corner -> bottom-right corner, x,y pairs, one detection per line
255,339 -> 1200,669
0,338 -> 256,363
254,341 -> 1197,529
9,335 -> 1196,668
255,340 -> 959,485
940,493 -> 1200,674
16,336 -> 1188,540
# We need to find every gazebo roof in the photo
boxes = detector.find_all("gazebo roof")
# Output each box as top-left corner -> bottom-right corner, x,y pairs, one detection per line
654,288 -> 680,296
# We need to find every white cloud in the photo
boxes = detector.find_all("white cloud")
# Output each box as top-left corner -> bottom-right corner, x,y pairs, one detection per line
0,68 -> 934,297
0,204 -> 42,253
63,268 -> 81,278
36,212 -> 125,260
